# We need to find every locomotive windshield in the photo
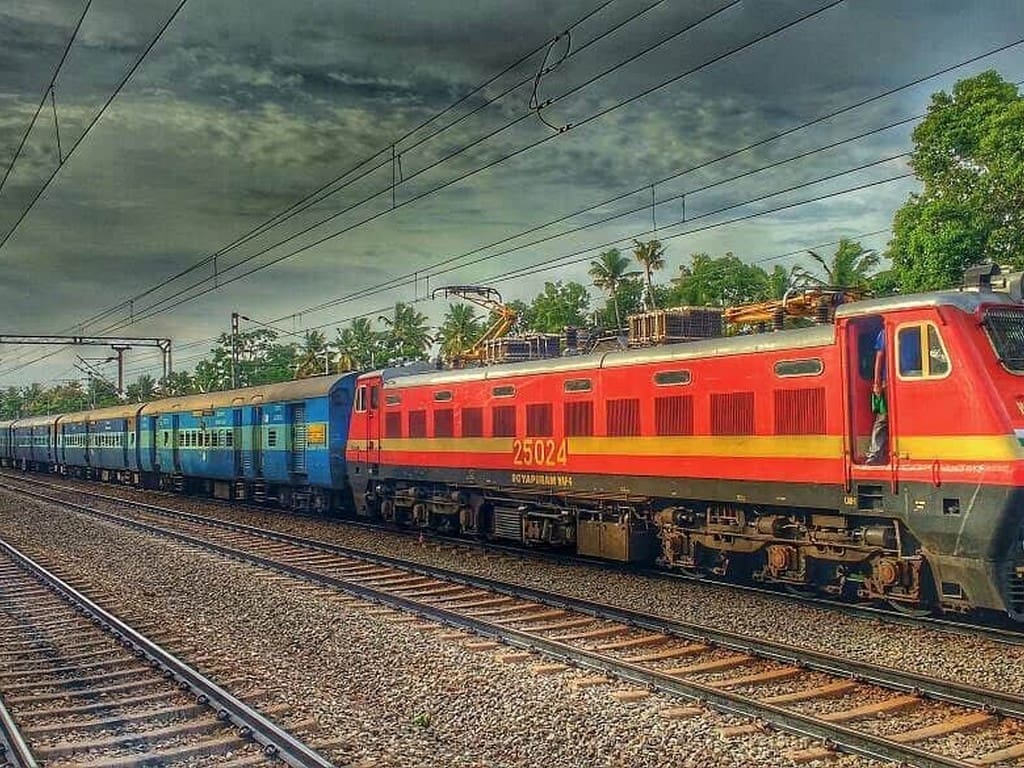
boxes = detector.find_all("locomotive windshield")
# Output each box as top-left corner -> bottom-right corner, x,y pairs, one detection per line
983,307 -> 1024,372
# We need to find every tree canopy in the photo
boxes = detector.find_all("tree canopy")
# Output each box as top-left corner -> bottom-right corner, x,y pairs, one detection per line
887,71 -> 1024,290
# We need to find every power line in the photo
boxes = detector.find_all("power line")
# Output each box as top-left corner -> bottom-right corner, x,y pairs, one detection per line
0,0 -> 93,195
226,42 -> 1024,331
104,1 -> 847,329
87,0 -> 739,333
0,0 -> 191,252
67,0 -> 638,332
488,174 -> 911,286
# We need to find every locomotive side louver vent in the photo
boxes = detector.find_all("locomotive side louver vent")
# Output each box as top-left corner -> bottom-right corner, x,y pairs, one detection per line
526,404 -> 553,437
564,401 -> 594,437
774,387 -> 826,435
492,405 -> 516,437
655,395 -> 694,436
385,412 -> 402,439
607,398 -> 641,437
434,409 -> 454,438
711,392 -> 754,435
461,407 -> 484,438
408,410 -> 427,439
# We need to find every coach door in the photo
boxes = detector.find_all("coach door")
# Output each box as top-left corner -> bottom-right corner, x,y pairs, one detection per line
232,406 -> 243,477
252,405 -> 264,477
290,403 -> 308,475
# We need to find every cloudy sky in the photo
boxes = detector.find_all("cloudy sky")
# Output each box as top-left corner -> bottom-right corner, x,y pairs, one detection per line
0,0 -> 1022,385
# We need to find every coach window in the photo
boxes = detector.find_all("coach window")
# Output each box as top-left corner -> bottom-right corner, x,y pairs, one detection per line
897,322 -> 950,380
355,386 -> 367,412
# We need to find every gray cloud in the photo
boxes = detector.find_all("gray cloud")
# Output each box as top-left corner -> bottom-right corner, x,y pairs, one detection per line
0,0 -> 1022,384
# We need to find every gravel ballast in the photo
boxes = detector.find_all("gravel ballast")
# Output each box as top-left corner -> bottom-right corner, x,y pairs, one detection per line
0,490 -> 873,768
31,474 -> 1021,697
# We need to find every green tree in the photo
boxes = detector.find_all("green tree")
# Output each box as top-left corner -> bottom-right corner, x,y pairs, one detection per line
334,318 -> 383,371
125,375 -> 156,403
526,281 -> 591,333
588,248 -> 640,330
800,239 -> 879,289
195,329 -> 296,391
766,264 -> 808,300
887,71 -> 1024,290
438,303 -> 483,360
668,253 -> 770,307
158,370 -> 196,397
382,302 -> 432,363
632,239 -> 666,310
294,330 -> 331,378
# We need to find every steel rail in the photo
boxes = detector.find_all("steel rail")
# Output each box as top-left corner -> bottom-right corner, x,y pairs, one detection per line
0,534 -> 336,768
6,477 -> 1024,721
5,469 -> 1021,646
0,483 -> 1005,768
0,694 -> 38,768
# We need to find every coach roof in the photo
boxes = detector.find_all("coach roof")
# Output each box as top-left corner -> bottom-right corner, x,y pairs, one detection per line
140,373 -> 349,415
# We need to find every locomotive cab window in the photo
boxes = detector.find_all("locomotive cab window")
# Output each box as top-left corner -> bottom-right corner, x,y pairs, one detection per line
354,386 -> 367,412
897,322 -> 950,379
492,385 -> 515,398
433,390 -> 453,402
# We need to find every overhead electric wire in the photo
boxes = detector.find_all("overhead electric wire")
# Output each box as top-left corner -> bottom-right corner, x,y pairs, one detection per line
122,220 -> 897,380
86,0 -> 738,333
0,0 -> 93,195
217,42 -> 1024,330
68,30 -> 1024,357
494,173 -> 911,287
0,0 -> 191,252
100,0 -> 847,330
67,0 -> 640,332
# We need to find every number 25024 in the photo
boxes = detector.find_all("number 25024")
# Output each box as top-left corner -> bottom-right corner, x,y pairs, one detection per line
511,438 -> 568,467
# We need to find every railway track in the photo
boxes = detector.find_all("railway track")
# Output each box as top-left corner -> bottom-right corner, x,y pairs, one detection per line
3,477 -> 1024,766
4,469 -> 1022,648
0,533 -> 334,768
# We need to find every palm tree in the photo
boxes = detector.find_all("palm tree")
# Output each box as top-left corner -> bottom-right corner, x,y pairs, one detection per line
801,239 -> 879,290
333,318 -> 380,371
632,238 -> 665,310
384,302 -> 432,363
438,303 -> 483,361
294,330 -> 330,378
588,248 -> 639,330
767,264 -> 809,300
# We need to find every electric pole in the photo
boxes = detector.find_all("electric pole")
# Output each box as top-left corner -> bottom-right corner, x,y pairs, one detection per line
231,311 -> 240,389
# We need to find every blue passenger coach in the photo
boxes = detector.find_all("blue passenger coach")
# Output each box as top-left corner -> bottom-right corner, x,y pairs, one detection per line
139,374 -> 357,512
0,420 -> 14,467
12,415 -> 59,470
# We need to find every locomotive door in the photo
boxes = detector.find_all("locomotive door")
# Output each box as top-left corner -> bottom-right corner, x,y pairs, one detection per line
839,313 -> 888,475
364,376 -> 382,472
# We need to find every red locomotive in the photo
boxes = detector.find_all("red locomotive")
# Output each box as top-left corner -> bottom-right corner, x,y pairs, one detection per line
347,274 -> 1024,622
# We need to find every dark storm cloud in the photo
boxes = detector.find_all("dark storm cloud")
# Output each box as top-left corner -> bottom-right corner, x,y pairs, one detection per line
0,0 -> 1022,384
